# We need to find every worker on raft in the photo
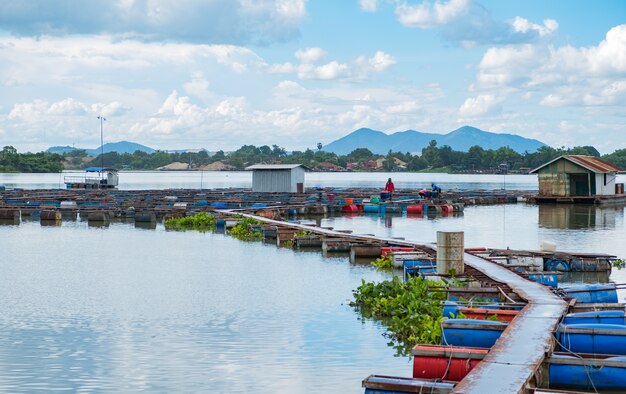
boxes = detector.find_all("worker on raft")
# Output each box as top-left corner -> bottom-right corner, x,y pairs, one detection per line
384,178 -> 395,201
431,183 -> 442,197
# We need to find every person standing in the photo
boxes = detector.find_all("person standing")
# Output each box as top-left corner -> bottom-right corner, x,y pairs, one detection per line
385,178 -> 395,200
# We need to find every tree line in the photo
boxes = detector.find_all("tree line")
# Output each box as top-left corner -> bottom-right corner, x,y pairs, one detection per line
2,142 -> 626,173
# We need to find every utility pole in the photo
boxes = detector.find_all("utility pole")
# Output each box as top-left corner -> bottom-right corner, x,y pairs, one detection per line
97,116 -> 106,172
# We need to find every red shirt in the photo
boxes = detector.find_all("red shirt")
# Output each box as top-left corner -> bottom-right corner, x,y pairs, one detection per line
385,182 -> 395,193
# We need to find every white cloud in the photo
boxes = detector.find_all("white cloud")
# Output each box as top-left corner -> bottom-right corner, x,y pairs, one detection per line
476,24 -> 626,108
396,0 -> 470,28
458,94 -> 501,116
510,17 -> 558,37
8,98 -> 130,120
359,0 -> 378,12
394,0 -> 557,46
363,51 -> 397,72
183,73 -> 213,101
0,0 -> 307,45
386,101 -> 419,114
295,47 -> 327,64
269,50 -> 396,80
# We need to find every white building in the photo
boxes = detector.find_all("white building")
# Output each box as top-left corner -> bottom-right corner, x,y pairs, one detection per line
246,164 -> 307,193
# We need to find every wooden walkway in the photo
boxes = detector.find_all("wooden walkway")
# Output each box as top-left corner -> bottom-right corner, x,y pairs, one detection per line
220,210 -> 568,394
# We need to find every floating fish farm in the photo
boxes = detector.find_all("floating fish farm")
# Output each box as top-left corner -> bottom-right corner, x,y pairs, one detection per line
1,187 -> 624,393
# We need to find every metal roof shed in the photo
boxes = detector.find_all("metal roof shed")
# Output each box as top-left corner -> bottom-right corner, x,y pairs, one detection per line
245,164 -> 308,193
530,155 -> 622,197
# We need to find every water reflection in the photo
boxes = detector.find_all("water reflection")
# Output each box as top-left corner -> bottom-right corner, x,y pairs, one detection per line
135,221 -> 157,230
560,271 -> 610,284
538,204 -> 624,229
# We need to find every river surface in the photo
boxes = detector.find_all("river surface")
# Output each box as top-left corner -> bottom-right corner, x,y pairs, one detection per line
1,172 -> 625,393
1,170 -> 545,191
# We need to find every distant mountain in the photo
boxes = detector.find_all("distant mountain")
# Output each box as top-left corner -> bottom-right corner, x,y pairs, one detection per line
47,141 -> 156,156
47,145 -> 78,155
323,126 -> 547,155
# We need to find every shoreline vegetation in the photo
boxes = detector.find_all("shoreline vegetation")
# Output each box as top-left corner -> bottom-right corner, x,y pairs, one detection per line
2,142 -> 625,174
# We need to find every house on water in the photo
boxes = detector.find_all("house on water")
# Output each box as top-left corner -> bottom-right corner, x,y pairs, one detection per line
64,167 -> 119,189
246,164 -> 307,193
530,155 -> 624,204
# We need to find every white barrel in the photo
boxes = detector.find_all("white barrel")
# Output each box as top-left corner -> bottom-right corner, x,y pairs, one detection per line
437,231 -> 464,275
540,240 -> 556,252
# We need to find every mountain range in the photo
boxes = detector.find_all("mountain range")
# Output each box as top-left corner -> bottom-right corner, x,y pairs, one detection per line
45,126 -> 547,156
47,141 -> 156,156
322,126 -> 547,155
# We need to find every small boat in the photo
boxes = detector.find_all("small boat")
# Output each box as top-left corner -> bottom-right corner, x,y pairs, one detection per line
64,167 -> 119,189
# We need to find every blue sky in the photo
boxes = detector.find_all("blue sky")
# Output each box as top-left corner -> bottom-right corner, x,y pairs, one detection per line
0,0 -> 625,153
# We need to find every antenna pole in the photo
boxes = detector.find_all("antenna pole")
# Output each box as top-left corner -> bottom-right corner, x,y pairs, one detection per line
98,116 -> 106,173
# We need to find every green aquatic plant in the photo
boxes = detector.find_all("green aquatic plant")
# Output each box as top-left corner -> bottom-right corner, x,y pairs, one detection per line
294,230 -> 313,237
371,255 -> 393,271
613,258 -> 625,269
164,212 -> 216,231
229,217 -> 263,241
350,275 -> 446,356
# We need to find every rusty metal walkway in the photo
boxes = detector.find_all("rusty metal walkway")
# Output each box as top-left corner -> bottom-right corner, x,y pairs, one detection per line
221,210 -> 568,393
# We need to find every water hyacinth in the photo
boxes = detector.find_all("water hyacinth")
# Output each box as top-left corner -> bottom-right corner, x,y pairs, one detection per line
351,276 -> 446,356
164,212 -> 217,231
229,217 -> 263,241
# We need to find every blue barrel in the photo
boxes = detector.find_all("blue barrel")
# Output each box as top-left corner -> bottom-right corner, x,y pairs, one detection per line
556,324 -> 626,355
210,202 -> 227,209
563,311 -> 626,325
363,204 -> 379,213
550,354 -> 626,391
441,319 -> 507,348
215,219 -> 226,228
545,259 -> 570,271
442,301 -> 459,319
528,273 -> 558,287
561,283 -> 618,303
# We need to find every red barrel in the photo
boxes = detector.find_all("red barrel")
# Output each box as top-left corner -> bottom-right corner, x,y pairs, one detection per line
407,205 -> 424,214
381,246 -> 415,257
458,308 -> 518,322
412,344 -> 487,381
342,204 -> 358,212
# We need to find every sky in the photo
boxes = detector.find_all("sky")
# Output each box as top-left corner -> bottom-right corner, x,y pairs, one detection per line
0,0 -> 625,154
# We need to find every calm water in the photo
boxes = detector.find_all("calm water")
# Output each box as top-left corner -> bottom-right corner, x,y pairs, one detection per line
1,172 -> 626,392
0,220 -> 407,393
1,170 -> 545,191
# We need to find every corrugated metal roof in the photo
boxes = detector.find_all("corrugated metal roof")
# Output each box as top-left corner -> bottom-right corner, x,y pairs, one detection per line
567,155 -> 623,173
245,164 -> 308,170
530,155 -> 622,174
